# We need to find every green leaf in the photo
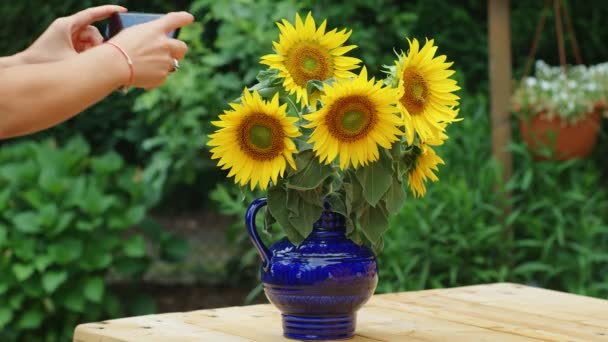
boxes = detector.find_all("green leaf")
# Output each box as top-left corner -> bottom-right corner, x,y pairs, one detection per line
287,151 -> 334,190
306,79 -> 326,96
325,192 -> 347,216
53,212 -> 75,235
108,216 -> 127,230
12,211 -> 41,234
0,225 -> 7,248
287,191 -> 323,240
13,239 -> 36,260
34,255 -> 54,272
76,217 -> 103,232
38,169 -> 65,195
0,307 -> 13,328
80,252 -> 113,271
298,187 -> 328,206
346,171 -> 365,211
39,203 -> 59,228
124,235 -> 146,258
78,184 -> 115,216
84,277 -> 105,303
41,270 -> 67,293
9,293 -> 24,310
513,262 -> 556,276
16,308 -> 44,330
49,239 -> 83,265
65,177 -> 86,207
12,263 -> 35,281
64,135 -> 90,162
355,153 -> 394,207
91,151 -> 124,174
0,282 -> 8,296
0,189 -> 11,210
256,68 -> 279,83
125,206 -> 146,226
372,237 -> 385,254
21,189 -> 44,209
268,185 -> 305,244
0,161 -> 37,184
64,289 -> 85,312
358,204 -> 389,246
383,175 -> 407,214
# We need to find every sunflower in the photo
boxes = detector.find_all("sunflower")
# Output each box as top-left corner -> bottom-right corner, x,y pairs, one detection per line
407,135 -> 446,197
395,38 -> 460,144
303,67 -> 403,170
208,89 -> 301,190
260,12 -> 361,107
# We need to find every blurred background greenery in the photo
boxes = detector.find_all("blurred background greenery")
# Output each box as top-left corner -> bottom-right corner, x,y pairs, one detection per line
1,0 -> 607,340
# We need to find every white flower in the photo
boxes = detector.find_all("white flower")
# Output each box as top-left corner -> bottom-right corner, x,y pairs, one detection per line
541,80 -> 550,91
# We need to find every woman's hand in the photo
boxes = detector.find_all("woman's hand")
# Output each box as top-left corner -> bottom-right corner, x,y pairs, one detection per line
108,12 -> 193,90
19,5 -> 126,64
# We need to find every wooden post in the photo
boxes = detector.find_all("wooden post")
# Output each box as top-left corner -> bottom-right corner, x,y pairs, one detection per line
488,0 -> 513,188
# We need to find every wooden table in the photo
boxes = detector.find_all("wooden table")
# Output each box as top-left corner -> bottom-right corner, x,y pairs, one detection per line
74,283 -> 608,341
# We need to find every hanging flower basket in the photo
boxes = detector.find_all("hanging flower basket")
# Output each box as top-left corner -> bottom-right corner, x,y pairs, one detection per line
518,110 -> 601,160
513,61 -> 607,160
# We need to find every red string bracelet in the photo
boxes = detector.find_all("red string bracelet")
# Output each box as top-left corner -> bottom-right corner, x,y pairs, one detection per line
105,41 -> 133,93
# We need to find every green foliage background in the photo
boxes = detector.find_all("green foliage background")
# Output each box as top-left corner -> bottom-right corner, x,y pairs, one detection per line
1,0 -> 607,340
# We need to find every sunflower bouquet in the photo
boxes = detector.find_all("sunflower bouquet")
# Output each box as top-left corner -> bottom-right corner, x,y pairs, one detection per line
208,13 -> 460,250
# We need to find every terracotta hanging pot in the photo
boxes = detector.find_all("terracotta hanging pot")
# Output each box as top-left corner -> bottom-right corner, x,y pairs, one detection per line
519,110 -> 601,160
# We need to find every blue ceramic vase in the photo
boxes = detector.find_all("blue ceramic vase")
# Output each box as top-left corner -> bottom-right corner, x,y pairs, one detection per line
246,198 -> 378,340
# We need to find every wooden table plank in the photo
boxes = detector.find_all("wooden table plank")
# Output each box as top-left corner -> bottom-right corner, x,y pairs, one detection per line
74,313 -> 254,342
355,303 -> 539,342
74,283 -> 608,342
439,283 -> 608,319
434,283 -> 608,330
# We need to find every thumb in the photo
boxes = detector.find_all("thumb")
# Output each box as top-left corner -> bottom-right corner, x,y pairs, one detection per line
69,5 -> 127,31
157,11 -> 194,34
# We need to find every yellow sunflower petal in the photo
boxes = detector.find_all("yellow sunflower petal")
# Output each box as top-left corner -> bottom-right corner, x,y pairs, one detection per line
260,12 -> 361,107
304,67 -> 403,170
407,144 -> 445,197
394,38 -> 461,143
207,89 -> 301,190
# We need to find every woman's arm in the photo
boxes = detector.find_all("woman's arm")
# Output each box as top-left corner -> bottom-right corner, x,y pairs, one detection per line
0,45 -> 127,139
0,54 -> 24,69
0,11 -> 192,139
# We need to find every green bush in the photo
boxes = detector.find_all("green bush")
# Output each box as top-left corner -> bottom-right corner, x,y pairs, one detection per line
0,137 -> 149,341
378,94 -> 608,298
506,142 -> 608,297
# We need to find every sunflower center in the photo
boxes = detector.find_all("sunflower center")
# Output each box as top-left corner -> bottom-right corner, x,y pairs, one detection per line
285,41 -> 333,86
341,110 -> 367,133
249,125 -> 273,149
238,113 -> 285,161
303,57 -> 318,71
326,95 -> 377,141
400,67 -> 429,115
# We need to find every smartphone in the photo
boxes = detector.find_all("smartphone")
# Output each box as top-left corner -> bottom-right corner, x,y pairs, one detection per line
104,12 -> 180,40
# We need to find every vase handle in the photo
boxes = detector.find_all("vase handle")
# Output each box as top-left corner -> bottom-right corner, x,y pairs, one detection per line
245,198 -> 271,271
